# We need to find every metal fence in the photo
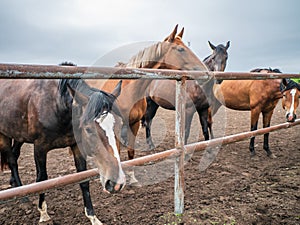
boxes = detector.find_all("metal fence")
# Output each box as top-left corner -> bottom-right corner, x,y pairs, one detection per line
0,63 -> 300,214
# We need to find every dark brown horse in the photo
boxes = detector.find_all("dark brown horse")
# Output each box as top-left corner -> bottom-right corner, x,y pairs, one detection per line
0,79 -> 125,224
140,36 -> 216,150
201,41 -> 230,135
212,68 -> 299,157
86,25 -> 207,184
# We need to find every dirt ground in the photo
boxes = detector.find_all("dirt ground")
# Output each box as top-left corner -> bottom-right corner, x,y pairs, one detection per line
0,100 -> 299,225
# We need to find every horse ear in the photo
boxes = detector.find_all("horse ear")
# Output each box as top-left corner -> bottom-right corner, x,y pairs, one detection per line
177,27 -> 184,39
111,80 -> 122,98
226,41 -> 230,50
164,24 -> 178,42
67,84 -> 89,106
208,41 -> 216,50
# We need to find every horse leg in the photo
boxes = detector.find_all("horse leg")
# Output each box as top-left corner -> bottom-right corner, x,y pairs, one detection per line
198,109 -> 210,141
143,98 -> 159,150
0,136 -> 23,188
126,121 -> 141,186
207,107 -> 214,139
71,145 -> 102,225
34,145 -> 51,223
249,109 -> 260,157
10,141 -> 24,187
262,111 -> 276,158
120,123 -> 128,146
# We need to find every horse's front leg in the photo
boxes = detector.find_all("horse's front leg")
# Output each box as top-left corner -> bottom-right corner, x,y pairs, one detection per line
71,145 -> 102,225
10,140 -> 24,187
262,111 -> 276,158
34,145 -> 51,223
198,109 -> 210,141
126,121 -> 141,186
143,97 -> 159,150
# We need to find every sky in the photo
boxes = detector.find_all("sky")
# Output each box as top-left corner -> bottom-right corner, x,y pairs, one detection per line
0,0 -> 299,73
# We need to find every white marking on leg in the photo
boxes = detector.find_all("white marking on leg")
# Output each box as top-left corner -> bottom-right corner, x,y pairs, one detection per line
37,201 -> 51,222
85,208 -> 103,225
289,89 -> 296,116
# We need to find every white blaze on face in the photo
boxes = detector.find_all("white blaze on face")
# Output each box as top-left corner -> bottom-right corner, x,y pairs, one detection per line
288,89 -> 297,116
96,112 -> 120,161
95,111 -> 125,187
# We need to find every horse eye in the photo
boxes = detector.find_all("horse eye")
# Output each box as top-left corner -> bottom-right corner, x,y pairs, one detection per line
101,111 -> 108,116
85,127 -> 93,134
178,47 -> 185,52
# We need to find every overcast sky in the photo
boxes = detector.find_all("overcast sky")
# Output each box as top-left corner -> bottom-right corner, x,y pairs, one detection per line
0,0 -> 299,73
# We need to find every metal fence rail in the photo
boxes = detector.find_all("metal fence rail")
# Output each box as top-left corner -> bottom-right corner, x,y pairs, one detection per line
0,63 -> 299,214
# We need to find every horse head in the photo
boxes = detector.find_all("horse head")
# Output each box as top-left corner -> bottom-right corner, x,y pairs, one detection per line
66,79 -> 126,193
280,78 -> 300,122
205,40 -> 230,72
154,24 -> 207,71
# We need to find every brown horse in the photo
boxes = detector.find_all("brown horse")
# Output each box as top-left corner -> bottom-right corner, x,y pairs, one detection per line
0,79 -> 125,224
212,68 -> 298,157
280,78 -> 300,122
141,31 -> 210,150
86,25 -> 207,184
87,25 -> 206,156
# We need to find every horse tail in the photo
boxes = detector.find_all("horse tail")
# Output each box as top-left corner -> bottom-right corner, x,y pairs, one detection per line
0,151 -> 9,171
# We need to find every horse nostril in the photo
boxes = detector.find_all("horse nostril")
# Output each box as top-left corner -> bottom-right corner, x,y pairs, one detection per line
105,180 -> 116,193
286,113 -> 296,122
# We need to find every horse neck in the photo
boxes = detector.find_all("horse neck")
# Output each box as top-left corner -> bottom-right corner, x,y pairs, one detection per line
126,42 -> 163,68
121,42 -> 165,97
203,55 -> 215,71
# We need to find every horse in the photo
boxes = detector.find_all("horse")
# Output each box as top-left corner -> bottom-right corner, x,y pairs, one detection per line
140,34 -> 215,150
212,68 -> 299,157
86,24 -> 207,184
280,78 -> 300,122
143,40 -> 230,146
0,78 -> 125,225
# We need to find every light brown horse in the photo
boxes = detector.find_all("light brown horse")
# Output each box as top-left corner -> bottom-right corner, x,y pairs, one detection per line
280,78 -> 300,122
213,68 -> 298,157
86,25 -> 207,174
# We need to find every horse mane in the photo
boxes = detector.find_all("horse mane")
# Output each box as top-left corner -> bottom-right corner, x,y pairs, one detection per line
250,68 -> 282,73
58,79 -> 118,123
125,42 -> 163,68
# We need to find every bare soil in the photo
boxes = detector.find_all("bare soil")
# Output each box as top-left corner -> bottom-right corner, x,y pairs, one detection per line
0,100 -> 299,225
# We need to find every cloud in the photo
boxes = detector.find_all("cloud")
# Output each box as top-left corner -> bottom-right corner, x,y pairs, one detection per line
0,0 -> 299,72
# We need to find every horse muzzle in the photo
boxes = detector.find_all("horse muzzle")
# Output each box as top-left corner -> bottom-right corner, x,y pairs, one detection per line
104,180 -> 125,194
286,113 -> 296,122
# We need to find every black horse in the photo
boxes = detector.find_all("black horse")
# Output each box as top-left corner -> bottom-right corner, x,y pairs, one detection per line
0,78 -> 125,224
141,41 -> 230,149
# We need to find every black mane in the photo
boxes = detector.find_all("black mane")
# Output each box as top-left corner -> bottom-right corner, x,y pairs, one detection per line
58,79 -> 118,124
250,68 -> 282,73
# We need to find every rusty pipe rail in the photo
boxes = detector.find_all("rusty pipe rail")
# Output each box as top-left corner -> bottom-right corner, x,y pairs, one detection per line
0,63 -> 300,80
1,119 -> 299,203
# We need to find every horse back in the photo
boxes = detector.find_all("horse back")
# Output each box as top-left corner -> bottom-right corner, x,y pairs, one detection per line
0,79 -> 73,145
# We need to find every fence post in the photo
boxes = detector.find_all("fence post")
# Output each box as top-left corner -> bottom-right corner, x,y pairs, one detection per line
174,77 -> 186,214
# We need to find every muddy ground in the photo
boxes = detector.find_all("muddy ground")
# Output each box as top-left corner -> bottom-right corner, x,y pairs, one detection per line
0,100 -> 299,225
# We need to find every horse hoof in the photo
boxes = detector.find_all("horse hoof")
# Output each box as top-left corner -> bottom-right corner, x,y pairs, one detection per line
128,180 -> 142,187
39,220 -> 53,225
268,153 -> 277,159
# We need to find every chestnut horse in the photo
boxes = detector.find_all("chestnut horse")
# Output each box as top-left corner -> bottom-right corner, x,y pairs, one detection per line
280,78 -> 300,122
0,79 -> 125,224
87,25 -> 207,157
213,68 -> 299,157
86,25 -> 207,184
